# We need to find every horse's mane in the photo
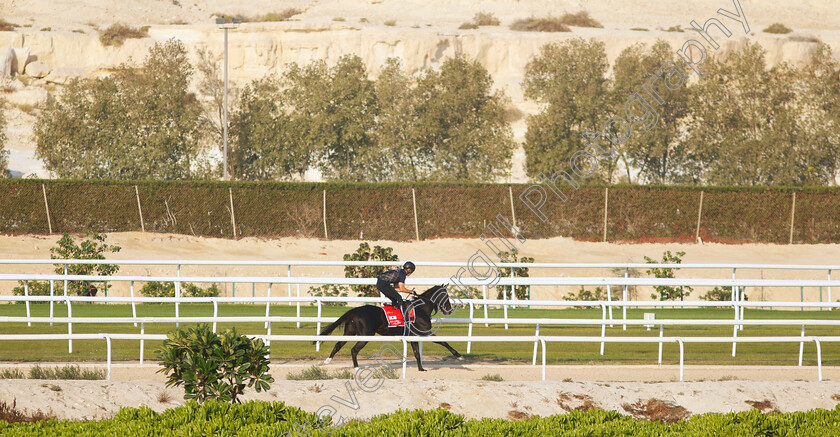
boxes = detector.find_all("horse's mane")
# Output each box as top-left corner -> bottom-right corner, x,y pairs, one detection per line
418,285 -> 447,316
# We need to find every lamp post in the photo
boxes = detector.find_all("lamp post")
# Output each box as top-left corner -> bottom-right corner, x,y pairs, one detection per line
216,16 -> 241,180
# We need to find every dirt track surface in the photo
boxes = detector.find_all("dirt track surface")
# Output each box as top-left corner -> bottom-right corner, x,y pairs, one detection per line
1,362 -> 840,421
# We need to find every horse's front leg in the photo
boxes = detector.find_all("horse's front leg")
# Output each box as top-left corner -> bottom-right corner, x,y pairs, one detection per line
434,340 -> 464,360
410,342 -> 425,371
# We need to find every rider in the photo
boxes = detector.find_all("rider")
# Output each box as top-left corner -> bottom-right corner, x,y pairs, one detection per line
376,261 -> 416,314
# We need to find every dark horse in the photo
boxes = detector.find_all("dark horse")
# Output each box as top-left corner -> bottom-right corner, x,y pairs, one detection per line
317,285 -> 463,371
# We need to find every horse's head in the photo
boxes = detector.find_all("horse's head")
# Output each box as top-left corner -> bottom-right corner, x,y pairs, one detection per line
421,284 -> 454,316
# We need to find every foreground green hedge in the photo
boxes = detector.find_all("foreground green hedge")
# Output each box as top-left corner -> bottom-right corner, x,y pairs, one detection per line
3,179 -> 840,242
2,400 -> 840,436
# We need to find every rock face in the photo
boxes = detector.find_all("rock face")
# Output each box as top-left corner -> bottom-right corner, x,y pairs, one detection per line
12,47 -> 30,74
0,46 -> 13,77
0,24 -> 835,108
24,60 -> 50,78
46,67 -> 87,84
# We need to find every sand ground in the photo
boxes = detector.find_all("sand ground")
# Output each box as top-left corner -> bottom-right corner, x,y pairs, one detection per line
1,362 -> 840,421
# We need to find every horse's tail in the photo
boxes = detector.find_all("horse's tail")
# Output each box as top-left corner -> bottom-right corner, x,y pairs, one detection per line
313,311 -> 352,344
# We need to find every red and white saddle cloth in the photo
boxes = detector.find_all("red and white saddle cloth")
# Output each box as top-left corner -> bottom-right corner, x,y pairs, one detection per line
382,305 -> 416,328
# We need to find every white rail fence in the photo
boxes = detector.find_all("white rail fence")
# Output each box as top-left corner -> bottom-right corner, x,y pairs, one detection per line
1,261 -> 839,381
1,333 -> 837,382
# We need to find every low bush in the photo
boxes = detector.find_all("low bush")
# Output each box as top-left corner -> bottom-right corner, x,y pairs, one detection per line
0,369 -> 24,379
559,11 -> 603,28
763,23 -> 792,34
308,284 -> 348,306
384,20 -> 396,27
11,280 -> 51,296
699,286 -> 745,301
3,403 -> 840,435
29,365 -> 106,380
140,281 -> 220,298
510,17 -> 570,32
99,23 -> 150,47
0,399 -> 54,424
645,251 -> 692,301
473,12 -> 500,26
157,324 -> 274,403
480,373 -> 503,381
458,22 -> 479,30
286,366 -> 353,380
252,9 -> 302,22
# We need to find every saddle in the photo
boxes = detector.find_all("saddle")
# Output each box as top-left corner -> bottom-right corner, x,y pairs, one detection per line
382,304 -> 416,328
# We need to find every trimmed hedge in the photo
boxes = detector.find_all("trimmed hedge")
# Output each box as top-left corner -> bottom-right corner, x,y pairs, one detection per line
1,400 -> 840,436
2,179 -> 840,243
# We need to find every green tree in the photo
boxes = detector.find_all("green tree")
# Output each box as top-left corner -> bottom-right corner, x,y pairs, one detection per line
372,58 -> 416,182
230,76 -> 309,180
523,38 -> 611,180
613,40 -> 691,184
35,39 -> 203,179
283,55 -> 377,182
409,54 -> 514,182
50,232 -> 121,296
343,242 -> 400,297
644,250 -> 692,301
495,250 -> 534,300
685,41 -> 839,185
0,100 -> 8,178
157,324 -> 274,403
195,47 -> 229,179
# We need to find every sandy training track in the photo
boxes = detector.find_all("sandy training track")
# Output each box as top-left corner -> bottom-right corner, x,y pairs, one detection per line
1,362 -> 840,421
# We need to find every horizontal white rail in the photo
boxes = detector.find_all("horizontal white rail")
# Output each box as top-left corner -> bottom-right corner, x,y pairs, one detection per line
1,333 -> 836,382
2,273 -> 839,287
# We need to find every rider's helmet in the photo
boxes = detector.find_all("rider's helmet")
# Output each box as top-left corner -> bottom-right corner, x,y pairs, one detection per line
403,261 -> 416,274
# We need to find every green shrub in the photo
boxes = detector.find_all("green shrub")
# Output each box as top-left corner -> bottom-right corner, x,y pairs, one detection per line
157,324 -> 274,403
645,251 -> 692,301
47,232 -> 121,297
286,366 -> 353,380
563,286 -> 620,307
4,403 -> 840,435
140,281 -> 220,298
342,242 -> 399,298
98,23 -> 150,47
459,22 -> 479,30
559,11 -> 603,28
763,23 -> 792,34
0,369 -> 24,379
384,20 -> 396,27
663,25 -> 684,32
630,27 -> 648,31
495,249 -> 533,300
11,280 -> 52,296
29,364 -> 105,380
308,284 -> 348,306
510,17 -> 570,32
480,373 -> 503,381
700,286 -> 747,301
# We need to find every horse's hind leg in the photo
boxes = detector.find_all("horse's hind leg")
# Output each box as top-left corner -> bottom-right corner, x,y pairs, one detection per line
350,341 -> 369,368
324,341 -> 347,365
410,342 -> 426,371
434,341 -> 464,360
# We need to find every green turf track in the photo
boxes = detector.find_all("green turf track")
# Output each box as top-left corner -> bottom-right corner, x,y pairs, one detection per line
0,304 -> 838,366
